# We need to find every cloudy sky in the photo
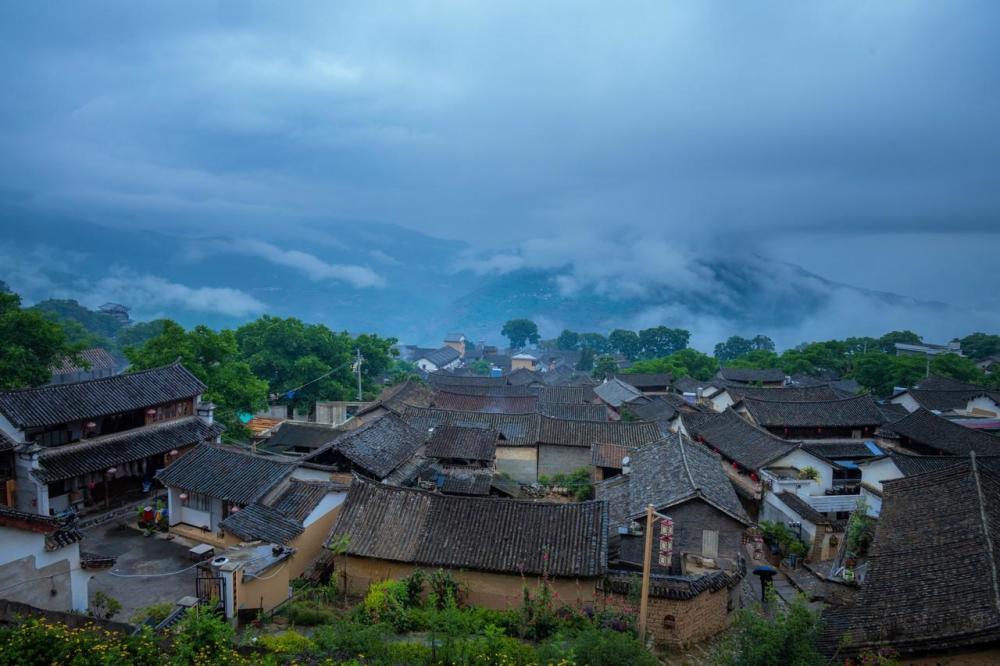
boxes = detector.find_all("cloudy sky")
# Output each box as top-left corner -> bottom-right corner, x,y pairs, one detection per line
1,1 -> 998,323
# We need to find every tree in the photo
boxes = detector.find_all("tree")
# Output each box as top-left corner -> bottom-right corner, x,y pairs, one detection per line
116,319 -> 169,350
467,359 -> 491,375
555,329 -> 580,351
877,330 -> 922,354
717,594 -> 823,666
608,329 -> 641,360
930,353 -> 985,384
960,333 -> 1000,361
849,352 -> 926,397
576,347 -> 595,371
0,291 -> 79,389
592,354 -> 617,379
125,320 -> 268,439
728,350 -> 780,369
578,332 -> 611,354
637,326 -> 690,359
714,334 -> 775,361
627,348 -> 719,381
31,299 -> 123,341
501,319 -> 540,349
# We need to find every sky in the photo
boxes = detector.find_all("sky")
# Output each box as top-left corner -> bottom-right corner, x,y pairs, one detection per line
0,1 -> 998,339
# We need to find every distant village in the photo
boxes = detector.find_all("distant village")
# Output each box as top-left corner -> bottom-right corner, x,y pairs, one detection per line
2,302 -> 1000,664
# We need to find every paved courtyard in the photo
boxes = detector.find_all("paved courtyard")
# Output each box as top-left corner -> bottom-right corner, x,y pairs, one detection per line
83,524 -> 199,622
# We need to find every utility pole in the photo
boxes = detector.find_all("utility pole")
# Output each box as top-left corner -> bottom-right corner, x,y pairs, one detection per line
638,503 -> 654,643
354,349 -> 364,401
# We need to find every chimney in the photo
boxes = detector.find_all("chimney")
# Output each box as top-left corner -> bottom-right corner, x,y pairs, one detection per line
196,400 -> 216,425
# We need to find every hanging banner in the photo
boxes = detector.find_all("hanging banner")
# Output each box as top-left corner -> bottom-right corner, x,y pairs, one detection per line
657,516 -> 674,567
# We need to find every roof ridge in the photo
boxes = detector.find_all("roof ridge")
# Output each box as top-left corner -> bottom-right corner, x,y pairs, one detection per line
970,452 -> 1000,617
0,360 -> 199,395
741,393 -> 873,406
37,416 -> 208,457
677,433 -> 698,492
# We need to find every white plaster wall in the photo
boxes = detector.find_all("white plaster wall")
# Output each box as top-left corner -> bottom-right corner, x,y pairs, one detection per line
0,525 -> 87,610
859,457 -> 903,492
889,393 -> 921,413
769,449 -> 836,493
967,395 -> 1000,417
760,494 -> 819,544
302,492 -> 346,529
709,392 -> 734,413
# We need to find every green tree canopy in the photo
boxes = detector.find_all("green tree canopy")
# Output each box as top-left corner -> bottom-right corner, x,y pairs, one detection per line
500,318 -> 540,348
591,354 -> 617,379
627,348 -> 719,381
117,319 -> 169,350
714,334 -> 775,361
578,332 -> 611,354
555,329 -> 580,350
0,291 -> 79,389
576,347 -> 595,372
31,299 -> 123,341
124,320 -> 268,440
608,329 -> 641,360
877,330 -> 922,354
637,326 -> 690,359
960,333 -> 1000,361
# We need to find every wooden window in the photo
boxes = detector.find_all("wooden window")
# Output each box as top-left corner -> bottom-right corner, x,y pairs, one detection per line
702,530 -> 719,558
185,491 -> 211,512
663,614 -> 676,629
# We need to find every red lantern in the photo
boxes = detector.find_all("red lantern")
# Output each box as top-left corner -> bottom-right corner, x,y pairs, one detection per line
147,408 -> 157,416
85,421 -> 97,430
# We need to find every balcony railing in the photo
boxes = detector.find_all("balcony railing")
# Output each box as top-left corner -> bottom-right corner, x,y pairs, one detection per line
804,493 -> 862,513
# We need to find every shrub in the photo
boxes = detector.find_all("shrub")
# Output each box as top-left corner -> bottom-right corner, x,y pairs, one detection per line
131,602 -> 174,626
89,590 -> 122,620
258,630 -> 316,656
171,608 -> 245,665
282,601 -> 336,626
363,580 -> 410,631
0,619 -> 161,666
312,618 -> 390,659
558,626 -> 657,666
717,593 -> 823,666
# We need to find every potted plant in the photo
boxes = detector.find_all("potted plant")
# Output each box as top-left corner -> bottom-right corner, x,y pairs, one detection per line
798,466 -> 820,482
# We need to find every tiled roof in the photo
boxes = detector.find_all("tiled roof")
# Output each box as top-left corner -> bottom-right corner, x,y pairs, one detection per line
538,386 -> 594,403
0,362 -> 205,429
155,444 -> 294,505
426,425 -> 498,462
591,442 -> 630,469
419,346 -> 461,368
739,394 -> 884,429
304,413 -> 424,479
0,429 -> 15,452
431,391 -> 538,414
356,379 -> 435,418
432,465 -> 494,496
900,388 -> 986,412
50,347 -> 118,375
673,376 -> 714,394
330,480 -> 607,577
682,409 -> 798,471
35,416 -> 223,483
0,505 -> 84,551
401,406 -> 540,446
717,367 -> 785,383
613,373 -> 673,389
598,434 -> 751,528
428,373 -> 508,388
594,378 -> 645,408
220,478 -> 346,544
219,503 -> 303,544
538,402 -> 608,422
876,402 -> 910,423
802,440 -> 883,460
507,368 -> 544,386
721,384 -> 847,403
427,384 -> 539,398
819,459 -> 1000,658
886,408 -> 1000,456
776,492 -> 842,527
915,374 -> 985,391
537,417 -> 663,448
262,422 -> 340,453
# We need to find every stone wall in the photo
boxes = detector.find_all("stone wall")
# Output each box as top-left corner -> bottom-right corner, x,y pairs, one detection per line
597,584 -> 737,648
537,445 -> 590,480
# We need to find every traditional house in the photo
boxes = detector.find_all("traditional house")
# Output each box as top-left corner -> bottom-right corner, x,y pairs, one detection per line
538,402 -> 609,422
594,377 -> 646,411
418,425 -> 499,496
612,373 -> 673,395
594,435 -> 749,645
258,422 -> 339,456
715,367 -> 785,386
0,362 -> 221,516
415,347 -> 461,373
49,347 -> 117,385
328,480 -> 608,608
0,505 -> 87,611
427,372 -> 508,390
443,333 -> 467,358
510,353 -> 539,372
735,393 -> 884,439
302,413 -> 425,481
535,417 -> 664,480
431,390 -> 539,414
672,376 -> 722,398
706,383 -> 848,413
820,455 -> 1000,661
888,374 -> 994,415
880,407 -> 1000,456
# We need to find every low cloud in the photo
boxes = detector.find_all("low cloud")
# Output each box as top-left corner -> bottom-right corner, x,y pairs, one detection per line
228,239 -> 385,288
85,272 -> 265,318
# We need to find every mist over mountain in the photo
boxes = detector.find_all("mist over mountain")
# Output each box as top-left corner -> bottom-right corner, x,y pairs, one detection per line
2,207 -> 996,349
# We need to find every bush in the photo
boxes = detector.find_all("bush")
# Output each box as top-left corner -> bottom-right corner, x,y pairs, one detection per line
554,626 -> 657,666
89,590 -> 122,620
312,618 -> 390,659
131,602 -> 175,626
282,601 -> 336,626
258,630 -> 316,656
0,619 -> 161,666
363,580 -> 411,631
717,593 -> 823,666
171,608 -> 245,665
